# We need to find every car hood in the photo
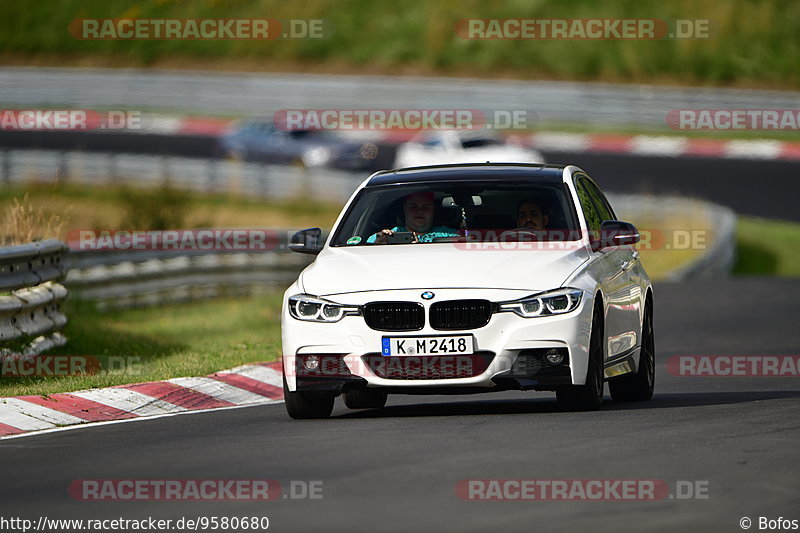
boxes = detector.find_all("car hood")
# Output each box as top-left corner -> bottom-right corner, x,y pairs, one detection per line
300,244 -> 589,296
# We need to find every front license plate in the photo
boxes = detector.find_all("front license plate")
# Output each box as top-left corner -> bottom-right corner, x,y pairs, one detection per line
381,336 -> 474,357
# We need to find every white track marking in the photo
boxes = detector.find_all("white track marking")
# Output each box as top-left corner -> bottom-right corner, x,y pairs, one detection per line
529,132 -> 590,152
724,140 -> 782,159
1,401 -> 283,441
217,364 -> 283,388
631,136 -> 689,156
0,398 -> 86,426
0,403 -> 55,431
70,388 -> 186,416
168,376 -> 273,405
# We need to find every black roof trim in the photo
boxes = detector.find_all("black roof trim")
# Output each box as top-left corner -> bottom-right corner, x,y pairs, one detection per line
366,163 -> 567,187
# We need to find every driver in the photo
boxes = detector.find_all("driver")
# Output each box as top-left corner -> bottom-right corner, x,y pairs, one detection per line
516,198 -> 549,230
368,191 -> 459,244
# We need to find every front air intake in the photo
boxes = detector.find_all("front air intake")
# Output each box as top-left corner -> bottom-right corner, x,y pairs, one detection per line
363,302 -> 425,331
429,299 -> 492,330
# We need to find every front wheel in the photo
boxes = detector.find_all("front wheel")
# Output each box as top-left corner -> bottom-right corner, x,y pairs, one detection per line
556,304 -> 604,411
283,375 -> 335,419
609,303 -> 655,402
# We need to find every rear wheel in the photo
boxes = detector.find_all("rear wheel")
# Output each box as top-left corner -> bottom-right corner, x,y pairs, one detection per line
610,302 -> 655,401
343,388 -> 388,410
557,304 -> 604,411
283,375 -> 335,419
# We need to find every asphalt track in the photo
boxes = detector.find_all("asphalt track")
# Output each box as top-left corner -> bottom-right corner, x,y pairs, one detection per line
541,150 -> 800,222
1,277 -> 798,533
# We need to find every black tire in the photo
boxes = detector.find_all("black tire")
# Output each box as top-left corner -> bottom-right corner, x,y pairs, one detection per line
610,302 -> 655,402
343,388 -> 388,410
283,375 -> 335,419
557,304 -> 604,411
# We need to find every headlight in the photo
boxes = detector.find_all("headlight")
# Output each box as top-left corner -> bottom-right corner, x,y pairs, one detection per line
302,146 -> 332,167
498,288 -> 583,318
288,294 -> 360,322
359,143 -> 378,160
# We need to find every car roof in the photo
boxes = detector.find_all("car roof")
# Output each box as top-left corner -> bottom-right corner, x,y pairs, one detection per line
365,163 -> 568,187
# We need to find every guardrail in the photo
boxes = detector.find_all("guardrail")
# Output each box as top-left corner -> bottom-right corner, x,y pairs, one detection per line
0,149 -> 365,204
65,248 -> 313,309
664,202 -> 737,281
0,239 -> 69,355
609,193 -> 737,281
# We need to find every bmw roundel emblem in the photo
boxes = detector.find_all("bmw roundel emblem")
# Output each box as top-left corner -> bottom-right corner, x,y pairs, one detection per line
421,291 -> 435,300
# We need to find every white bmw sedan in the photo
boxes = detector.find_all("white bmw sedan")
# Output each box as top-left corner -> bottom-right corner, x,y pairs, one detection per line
282,163 -> 654,418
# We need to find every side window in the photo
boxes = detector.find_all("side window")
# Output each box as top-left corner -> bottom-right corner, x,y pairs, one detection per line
421,135 -> 443,148
582,179 -> 616,221
575,180 -> 602,234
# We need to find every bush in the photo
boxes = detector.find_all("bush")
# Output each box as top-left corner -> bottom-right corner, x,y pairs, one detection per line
0,194 -> 68,245
117,184 -> 189,231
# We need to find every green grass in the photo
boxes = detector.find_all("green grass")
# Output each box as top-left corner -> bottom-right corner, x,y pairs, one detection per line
1,0 -> 799,89
0,182 -> 344,239
0,294 -> 284,398
734,217 -> 800,276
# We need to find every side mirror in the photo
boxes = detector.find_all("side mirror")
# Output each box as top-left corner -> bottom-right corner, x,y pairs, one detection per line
593,220 -> 640,251
289,227 -> 323,255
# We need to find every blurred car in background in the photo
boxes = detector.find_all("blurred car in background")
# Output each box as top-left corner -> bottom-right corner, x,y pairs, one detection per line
218,119 -> 386,171
394,130 -> 545,168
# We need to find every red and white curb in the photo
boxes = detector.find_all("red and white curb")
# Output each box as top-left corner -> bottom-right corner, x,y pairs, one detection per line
525,132 -> 800,161
0,361 -> 284,439
126,115 -> 800,162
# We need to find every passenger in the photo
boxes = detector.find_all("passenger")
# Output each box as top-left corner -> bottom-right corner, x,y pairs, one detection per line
368,191 -> 459,244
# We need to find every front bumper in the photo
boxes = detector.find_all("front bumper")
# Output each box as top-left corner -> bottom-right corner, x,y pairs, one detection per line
282,288 -> 594,394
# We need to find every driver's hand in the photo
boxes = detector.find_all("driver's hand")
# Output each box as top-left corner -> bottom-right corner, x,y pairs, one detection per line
374,229 -> 394,244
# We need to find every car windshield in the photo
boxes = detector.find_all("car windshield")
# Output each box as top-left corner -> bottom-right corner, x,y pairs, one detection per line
460,137 -> 503,149
288,129 -> 332,140
331,181 -> 581,246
